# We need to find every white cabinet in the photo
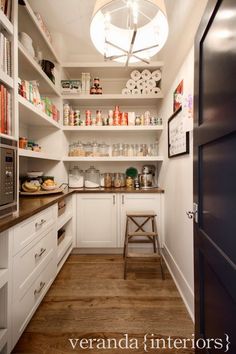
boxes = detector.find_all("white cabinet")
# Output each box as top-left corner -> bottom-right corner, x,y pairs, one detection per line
11,205 -> 57,351
119,193 -> 164,247
76,193 -> 164,249
77,194 -> 118,248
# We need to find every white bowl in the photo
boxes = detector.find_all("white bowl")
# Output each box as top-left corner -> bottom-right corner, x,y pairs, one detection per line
27,171 -> 43,177
19,32 -> 33,45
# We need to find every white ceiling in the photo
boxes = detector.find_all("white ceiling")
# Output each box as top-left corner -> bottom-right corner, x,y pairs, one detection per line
28,0 -> 208,91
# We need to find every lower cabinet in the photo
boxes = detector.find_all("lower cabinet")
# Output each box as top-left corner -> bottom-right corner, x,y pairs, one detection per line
76,193 -> 163,249
77,194 -> 118,247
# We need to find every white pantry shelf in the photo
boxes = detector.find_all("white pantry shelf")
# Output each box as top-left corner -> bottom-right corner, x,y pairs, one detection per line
19,148 -> 61,161
0,132 -> 16,140
20,0 -> 60,63
62,93 -> 163,106
62,125 -> 163,132
0,10 -> 13,35
57,213 -> 73,231
0,269 -> 8,289
18,42 -> 61,97
63,156 -> 164,162
0,328 -> 8,352
57,236 -> 73,264
18,95 -> 61,129
0,69 -> 14,88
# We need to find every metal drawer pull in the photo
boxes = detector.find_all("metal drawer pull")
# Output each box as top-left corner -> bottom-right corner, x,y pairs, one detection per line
34,281 -> 46,296
35,219 -> 46,228
113,195 -> 116,205
122,195 -> 124,205
35,248 -> 46,259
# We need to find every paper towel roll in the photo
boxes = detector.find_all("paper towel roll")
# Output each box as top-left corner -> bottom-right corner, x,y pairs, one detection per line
130,70 -> 141,81
136,79 -> 144,90
151,87 -> 161,95
151,69 -> 162,82
122,88 -> 131,95
131,88 -> 141,95
142,88 -> 151,95
126,79 -> 136,90
142,80 -> 149,89
141,69 -> 152,80
147,78 -> 156,89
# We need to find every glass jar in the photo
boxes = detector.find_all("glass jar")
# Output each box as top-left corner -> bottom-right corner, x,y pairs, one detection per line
118,143 -> 124,156
68,166 -> 84,188
100,143 -> 109,157
114,173 -> 122,188
84,142 -> 93,157
127,144 -> 134,157
104,173 -> 112,188
92,141 -> 99,156
126,176 -> 134,188
123,144 -> 129,157
85,166 -> 100,188
19,137 -> 28,149
112,144 -> 119,157
120,173 -> 126,187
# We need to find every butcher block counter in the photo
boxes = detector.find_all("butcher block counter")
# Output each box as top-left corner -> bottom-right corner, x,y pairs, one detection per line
0,187 -> 164,233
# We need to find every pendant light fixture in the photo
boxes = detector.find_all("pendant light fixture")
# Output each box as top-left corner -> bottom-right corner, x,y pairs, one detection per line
90,0 -> 168,66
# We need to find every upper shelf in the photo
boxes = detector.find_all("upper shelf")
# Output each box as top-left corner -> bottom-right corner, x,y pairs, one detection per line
0,10 -> 13,35
19,0 -> 60,63
18,42 -> 61,97
18,95 -> 61,129
0,69 -> 14,89
63,125 -> 163,133
62,61 -> 164,79
62,93 -> 163,106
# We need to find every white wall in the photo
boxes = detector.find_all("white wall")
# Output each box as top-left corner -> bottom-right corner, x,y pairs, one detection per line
159,48 -> 195,320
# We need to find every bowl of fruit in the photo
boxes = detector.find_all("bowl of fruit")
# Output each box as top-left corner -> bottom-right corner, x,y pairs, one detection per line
41,178 -> 57,191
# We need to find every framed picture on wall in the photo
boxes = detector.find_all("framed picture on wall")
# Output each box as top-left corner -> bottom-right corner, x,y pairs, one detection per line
173,80 -> 183,112
168,107 -> 190,158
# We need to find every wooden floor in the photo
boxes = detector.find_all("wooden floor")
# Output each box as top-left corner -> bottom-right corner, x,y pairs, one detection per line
13,255 -> 194,354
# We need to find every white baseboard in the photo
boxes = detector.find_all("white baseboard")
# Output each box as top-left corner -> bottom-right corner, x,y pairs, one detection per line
162,244 -> 194,322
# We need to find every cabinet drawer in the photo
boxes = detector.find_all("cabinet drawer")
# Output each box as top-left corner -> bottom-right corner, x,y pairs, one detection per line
13,207 -> 55,255
13,227 -> 55,300
13,258 -> 54,345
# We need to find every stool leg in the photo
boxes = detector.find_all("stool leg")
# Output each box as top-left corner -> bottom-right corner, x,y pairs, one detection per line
154,216 -> 165,280
124,235 -> 129,280
151,216 -> 157,253
123,217 -> 129,258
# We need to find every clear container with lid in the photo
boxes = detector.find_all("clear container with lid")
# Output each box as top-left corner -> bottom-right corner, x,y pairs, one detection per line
92,141 -> 99,156
114,173 -> 122,188
112,144 -> 119,157
68,166 -> 84,188
100,143 -> 109,157
85,166 -> 100,188
104,173 -> 112,188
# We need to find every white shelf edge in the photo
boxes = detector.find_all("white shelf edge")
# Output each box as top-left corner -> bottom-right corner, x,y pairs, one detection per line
62,93 -> 163,100
57,244 -> 72,274
22,0 -> 61,63
0,69 -> 14,88
57,213 -> 73,231
63,156 -> 164,162
0,328 -> 8,352
0,268 -> 8,289
18,95 -> 61,129
57,236 -> 73,264
61,61 -> 164,68
0,133 -> 16,140
19,148 -> 61,161
18,42 -> 61,97
62,125 -> 163,132
0,10 -> 13,35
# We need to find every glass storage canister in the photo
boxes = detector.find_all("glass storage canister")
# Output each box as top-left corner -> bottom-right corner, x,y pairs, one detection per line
114,173 -> 122,188
68,167 -> 84,188
85,166 -> 100,188
104,173 -> 112,188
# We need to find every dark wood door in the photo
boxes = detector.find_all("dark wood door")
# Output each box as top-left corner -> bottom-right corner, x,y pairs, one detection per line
194,0 -> 236,352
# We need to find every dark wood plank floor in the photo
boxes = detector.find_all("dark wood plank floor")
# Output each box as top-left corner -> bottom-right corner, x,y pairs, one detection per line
12,255 -> 194,354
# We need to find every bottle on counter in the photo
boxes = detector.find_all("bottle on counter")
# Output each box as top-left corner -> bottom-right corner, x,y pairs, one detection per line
63,103 -> 70,125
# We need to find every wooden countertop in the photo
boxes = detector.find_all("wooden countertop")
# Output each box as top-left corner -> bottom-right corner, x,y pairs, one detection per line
0,187 -> 164,233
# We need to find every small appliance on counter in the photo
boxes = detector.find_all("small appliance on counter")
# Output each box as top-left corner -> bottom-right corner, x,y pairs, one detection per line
0,137 -> 17,218
139,165 -> 156,189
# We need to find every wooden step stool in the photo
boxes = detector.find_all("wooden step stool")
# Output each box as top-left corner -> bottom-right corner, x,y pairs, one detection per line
123,211 -> 165,280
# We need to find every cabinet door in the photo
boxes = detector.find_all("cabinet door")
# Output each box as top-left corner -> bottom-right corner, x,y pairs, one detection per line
119,193 -> 163,247
77,194 -> 117,248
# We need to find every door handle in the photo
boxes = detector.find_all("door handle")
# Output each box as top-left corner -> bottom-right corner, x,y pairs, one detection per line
122,195 -> 124,205
35,247 -> 46,259
35,219 -> 46,228
113,195 -> 116,205
34,281 -> 46,296
186,203 -> 198,223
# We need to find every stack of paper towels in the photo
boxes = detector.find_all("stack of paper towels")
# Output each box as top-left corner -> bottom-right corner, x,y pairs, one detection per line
122,69 -> 162,95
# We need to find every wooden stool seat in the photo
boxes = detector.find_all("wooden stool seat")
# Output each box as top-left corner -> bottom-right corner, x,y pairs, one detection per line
123,211 -> 165,280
